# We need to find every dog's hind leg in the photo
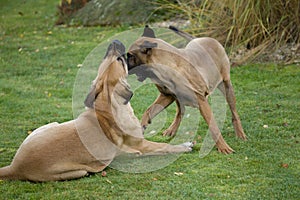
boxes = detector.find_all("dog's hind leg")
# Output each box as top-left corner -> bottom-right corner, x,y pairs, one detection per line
217,82 -> 226,96
141,93 -> 175,130
51,170 -> 89,181
163,100 -> 184,137
222,80 -> 247,140
197,96 -> 234,154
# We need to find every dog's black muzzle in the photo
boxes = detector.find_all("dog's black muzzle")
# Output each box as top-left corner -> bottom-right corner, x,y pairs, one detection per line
126,52 -> 137,74
104,40 -> 126,59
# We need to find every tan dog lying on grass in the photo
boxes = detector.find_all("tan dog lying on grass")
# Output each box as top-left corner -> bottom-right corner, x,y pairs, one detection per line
0,40 -> 193,182
127,26 -> 246,154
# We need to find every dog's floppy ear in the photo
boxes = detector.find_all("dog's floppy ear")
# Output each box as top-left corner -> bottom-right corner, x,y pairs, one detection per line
142,25 -> 156,38
140,40 -> 157,55
116,79 -> 134,105
121,89 -> 133,105
84,86 -> 96,108
84,83 -> 103,108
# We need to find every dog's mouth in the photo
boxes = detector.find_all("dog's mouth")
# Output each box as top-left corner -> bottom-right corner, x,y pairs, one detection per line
126,53 -> 136,72
128,66 -> 147,82
126,53 -> 148,82
130,65 -> 158,84
136,73 -> 147,82
126,52 -> 163,83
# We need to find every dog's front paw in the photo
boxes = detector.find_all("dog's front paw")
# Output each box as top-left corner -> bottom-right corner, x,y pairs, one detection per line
180,142 -> 194,152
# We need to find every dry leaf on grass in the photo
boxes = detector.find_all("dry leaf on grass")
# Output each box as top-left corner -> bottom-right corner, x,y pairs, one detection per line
174,172 -> 184,176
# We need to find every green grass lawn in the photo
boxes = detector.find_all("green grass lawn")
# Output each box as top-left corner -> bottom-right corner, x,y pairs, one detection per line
0,0 -> 299,199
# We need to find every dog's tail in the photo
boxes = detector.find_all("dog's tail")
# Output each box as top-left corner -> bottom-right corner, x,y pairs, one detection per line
169,26 -> 196,41
0,165 -> 19,180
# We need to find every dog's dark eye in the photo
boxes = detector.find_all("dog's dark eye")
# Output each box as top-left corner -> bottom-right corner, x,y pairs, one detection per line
117,56 -> 124,65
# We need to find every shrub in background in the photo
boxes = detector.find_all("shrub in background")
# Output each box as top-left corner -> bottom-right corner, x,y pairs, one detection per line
56,0 -> 174,26
157,0 -> 300,64
56,0 -> 299,64
56,0 -> 90,25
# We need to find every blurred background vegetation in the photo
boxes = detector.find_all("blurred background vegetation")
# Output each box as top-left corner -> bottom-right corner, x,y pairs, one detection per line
57,0 -> 299,65
56,0 -> 177,26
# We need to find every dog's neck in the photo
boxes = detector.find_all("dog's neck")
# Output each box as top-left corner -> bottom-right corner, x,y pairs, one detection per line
146,39 -> 189,67
92,86 -> 123,146
92,85 -> 143,146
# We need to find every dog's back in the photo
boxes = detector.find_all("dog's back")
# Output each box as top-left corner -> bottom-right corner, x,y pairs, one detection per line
169,26 -> 230,74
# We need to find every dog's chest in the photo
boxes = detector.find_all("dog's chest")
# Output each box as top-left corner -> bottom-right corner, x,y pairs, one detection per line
111,96 -> 143,137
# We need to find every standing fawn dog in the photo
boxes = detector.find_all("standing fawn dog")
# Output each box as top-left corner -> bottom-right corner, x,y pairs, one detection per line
0,40 -> 193,182
127,26 -> 246,154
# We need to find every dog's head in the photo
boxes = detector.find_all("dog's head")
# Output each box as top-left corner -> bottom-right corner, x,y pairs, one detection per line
127,26 -> 159,80
84,40 -> 133,108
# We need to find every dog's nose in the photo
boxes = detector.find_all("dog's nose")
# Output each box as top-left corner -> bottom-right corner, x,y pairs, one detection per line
104,40 -> 126,59
112,39 -> 122,46
112,40 -> 125,56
